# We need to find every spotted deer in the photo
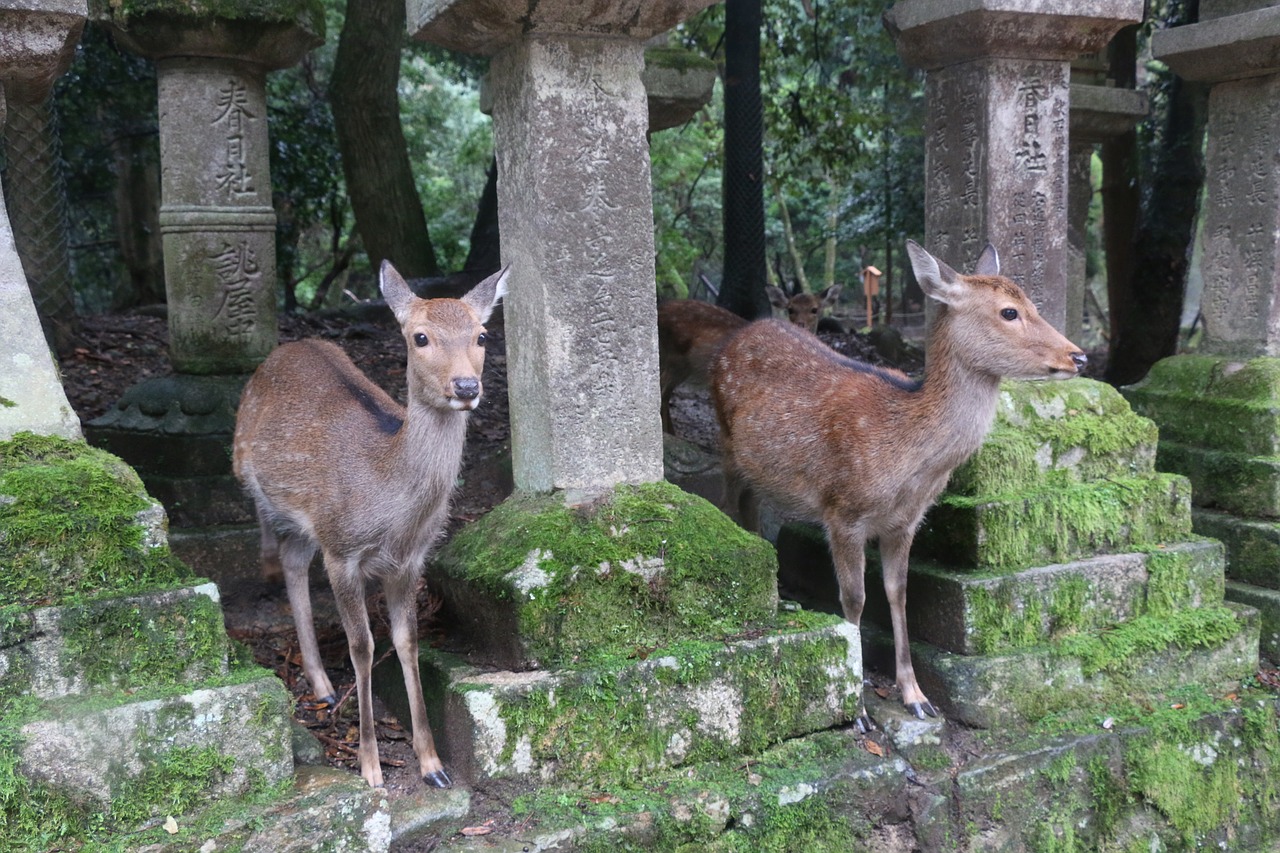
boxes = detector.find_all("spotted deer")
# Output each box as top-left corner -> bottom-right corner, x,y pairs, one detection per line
233,262 -> 508,788
658,285 -> 841,435
710,240 -> 1085,725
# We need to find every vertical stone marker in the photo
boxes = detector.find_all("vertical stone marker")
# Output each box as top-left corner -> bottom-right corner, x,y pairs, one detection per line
409,0 -> 715,494
884,0 -> 1143,331
0,0 -> 84,442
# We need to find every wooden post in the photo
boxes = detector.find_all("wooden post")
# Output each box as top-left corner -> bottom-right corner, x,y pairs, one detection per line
862,265 -> 882,329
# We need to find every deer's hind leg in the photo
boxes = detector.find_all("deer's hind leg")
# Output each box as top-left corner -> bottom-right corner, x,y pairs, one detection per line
277,530 -> 333,704
383,567 -> 451,788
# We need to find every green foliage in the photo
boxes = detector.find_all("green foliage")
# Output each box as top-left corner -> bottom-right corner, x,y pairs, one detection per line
1056,604 -> 1239,678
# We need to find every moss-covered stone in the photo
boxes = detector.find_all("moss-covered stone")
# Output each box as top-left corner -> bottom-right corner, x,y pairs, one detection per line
378,612 -> 860,786
432,483 -> 778,669
87,0 -> 325,33
1194,507 -> 1280,589
918,473 -> 1192,572
1226,581 -> 1280,660
0,432 -> 192,608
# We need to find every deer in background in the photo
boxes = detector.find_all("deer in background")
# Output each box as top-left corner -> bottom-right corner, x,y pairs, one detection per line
711,240 -> 1085,725
233,261 -> 508,788
658,285 -> 842,435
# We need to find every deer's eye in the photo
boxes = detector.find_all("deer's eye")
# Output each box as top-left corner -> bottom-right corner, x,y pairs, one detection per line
1000,308 -> 1019,321
477,333 -> 487,346
414,332 -> 429,347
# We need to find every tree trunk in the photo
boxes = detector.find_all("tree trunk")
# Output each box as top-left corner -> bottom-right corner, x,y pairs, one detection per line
3,96 -> 79,355
772,177 -> 811,293
110,126 -> 165,309
719,0 -> 770,320
330,0 -> 440,277
1105,7 -> 1207,386
463,155 -> 501,275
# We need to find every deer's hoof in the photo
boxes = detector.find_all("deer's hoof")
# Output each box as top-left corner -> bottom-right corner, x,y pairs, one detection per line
854,710 -> 876,734
423,768 -> 453,788
907,701 -> 939,720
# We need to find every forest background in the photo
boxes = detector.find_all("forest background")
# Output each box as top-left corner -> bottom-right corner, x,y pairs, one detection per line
11,0 -> 1204,387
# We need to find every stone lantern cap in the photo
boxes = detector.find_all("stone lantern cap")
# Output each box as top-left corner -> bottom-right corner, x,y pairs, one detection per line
0,0 -> 86,103
1069,83 -> 1148,144
885,0 -> 1144,69
409,0 -> 718,54
88,0 -> 323,68
1153,4 -> 1280,82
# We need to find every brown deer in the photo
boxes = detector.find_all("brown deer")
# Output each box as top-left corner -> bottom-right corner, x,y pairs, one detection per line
710,240 -> 1084,726
766,283 -> 842,332
658,286 -> 842,435
232,261 -> 508,788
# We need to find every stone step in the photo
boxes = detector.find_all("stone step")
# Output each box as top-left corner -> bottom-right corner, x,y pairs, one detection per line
1157,440 -> 1280,519
0,582 -> 232,699
1226,580 -> 1280,660
948,378 -> 1159,498
13,673 -> 294,821
916,472 -> 1193,572
375,612 -> 862,786
1194,506 -> 1280,588
863,602 -> 1260,729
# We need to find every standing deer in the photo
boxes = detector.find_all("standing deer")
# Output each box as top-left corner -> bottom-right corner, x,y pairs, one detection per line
658,286 -> 842,435
711,240 -> 1085,725
233,261 -> 508,788
766,283 -> 842,333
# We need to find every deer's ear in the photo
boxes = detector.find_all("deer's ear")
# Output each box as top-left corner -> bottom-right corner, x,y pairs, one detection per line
380,261 -> 414,324
973,242 -> 1000,276
906,240 -> 965,306
765,286 -> 788,310
462,266 -> 509,324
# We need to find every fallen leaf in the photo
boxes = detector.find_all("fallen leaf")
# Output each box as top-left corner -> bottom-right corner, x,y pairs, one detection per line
748,773 -> 763,786
164,816 -> 179,835
1102,717 -> 1115,730
864,739 -> 886,757
1171,703 -> 1185,710
588,793 -> 621,805
460,824 -> 494,837
873,686 -> 891,699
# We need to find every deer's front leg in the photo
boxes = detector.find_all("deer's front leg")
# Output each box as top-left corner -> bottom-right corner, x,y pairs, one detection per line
383,569 -> 451,788
880,527 -> 937,720
825,517 -> 873,733
327,553 -> 382,787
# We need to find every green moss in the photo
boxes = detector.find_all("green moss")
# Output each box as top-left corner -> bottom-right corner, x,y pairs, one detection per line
88,0 -> 324,31
1086,755 -> 1128,842
1056,604 -> 1239,677
0,432 -> 191,607
644,46 -> 717,74
437,483 -> 778,667
1127,737 -> 1241,843
971,581 -> 1042,654
0,396 -> 15,408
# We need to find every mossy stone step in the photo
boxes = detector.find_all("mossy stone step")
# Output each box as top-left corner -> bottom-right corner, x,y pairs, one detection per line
915,472 -> 1193,572
11,673 -> 293,822
430,483 -> 778,671
1156,441 -> 1280,519
0,582 -> 231,699
1226,581 -> 1280,660
375,613 -> 861,786
863,540 -> 1226,656
1123,353 -> 1280,457
1193,507 -> 1280,588
948,378 -> 1159,498
863,602 -> 1259,729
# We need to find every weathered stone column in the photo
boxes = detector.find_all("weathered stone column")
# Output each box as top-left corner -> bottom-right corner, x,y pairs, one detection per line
885,0 -> 1143,331
1124,0 -> 1280,660
0,0 -> 84,442
411,0 -> 714,494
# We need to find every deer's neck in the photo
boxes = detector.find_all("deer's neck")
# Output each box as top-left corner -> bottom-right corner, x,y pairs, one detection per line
917,314 -> 1002,464
385,400 -> 469,501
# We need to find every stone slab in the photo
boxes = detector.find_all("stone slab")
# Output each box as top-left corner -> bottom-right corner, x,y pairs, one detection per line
17,674 -> 293,811
1226,580 -> 1280,660
1069,82 -> 1148,143
168,522 -> 265,587
1196,508 -> 1280,590
1153,4 -> 1280,82
0,582 -> 229,699
863,603 -> 1260,729
376,615 -> 862,785
1158,441 -> 1280,519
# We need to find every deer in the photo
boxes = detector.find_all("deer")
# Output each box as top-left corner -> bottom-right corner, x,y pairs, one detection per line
766,283 -> 843,333
232,261 -> 508,788
710,240 -> 1085,727
658,285 -> 842,435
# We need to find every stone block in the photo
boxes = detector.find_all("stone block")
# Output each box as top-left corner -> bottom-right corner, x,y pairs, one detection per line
378,614 -> 861,785
168,523 -> 266,588
430,483 -> 778,670
0,583 -> 230,699
863,602 -> 1260,729
1123,355 -> 1280,456
17,674 -> 293,814
918,472 -> 1193,572
1198,507 -> 1280,589
1161,441 -> 1280,518
1226,580 -> 1280,660
866,541 -> 1225,656
1153,4 -> 1280,82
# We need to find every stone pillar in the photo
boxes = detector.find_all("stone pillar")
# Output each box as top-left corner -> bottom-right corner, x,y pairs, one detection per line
410,0 -> 713,494
1125,0 -> 1280,659
885,0 -> 1143,331
0,1 -> 84,442
1067,65 -> 1148,344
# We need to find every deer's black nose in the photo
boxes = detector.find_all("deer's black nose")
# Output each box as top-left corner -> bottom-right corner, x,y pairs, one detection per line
453,378 -> 480,400
1071,352 -> 1088,371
